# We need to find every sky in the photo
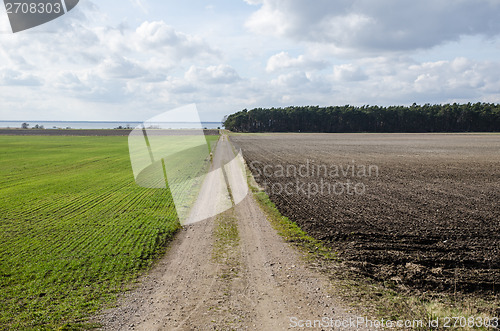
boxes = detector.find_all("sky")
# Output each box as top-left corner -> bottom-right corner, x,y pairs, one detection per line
1,0 -> 500,122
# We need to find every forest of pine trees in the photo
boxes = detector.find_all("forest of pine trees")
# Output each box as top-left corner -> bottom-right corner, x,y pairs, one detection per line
223,103 -> 500,133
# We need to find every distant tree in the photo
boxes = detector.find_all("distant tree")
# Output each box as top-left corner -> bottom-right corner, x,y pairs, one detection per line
223,104 -> 500,133
21,123 -> 29,129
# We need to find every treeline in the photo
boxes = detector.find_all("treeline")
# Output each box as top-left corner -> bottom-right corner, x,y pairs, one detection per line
223,103 -> 500,133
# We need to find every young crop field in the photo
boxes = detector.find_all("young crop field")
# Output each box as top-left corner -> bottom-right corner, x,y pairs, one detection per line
231,133 -> 500,297
0,134 -> 217,329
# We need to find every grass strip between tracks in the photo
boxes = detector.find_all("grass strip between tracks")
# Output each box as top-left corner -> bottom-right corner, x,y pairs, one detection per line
212,211 -> 240,279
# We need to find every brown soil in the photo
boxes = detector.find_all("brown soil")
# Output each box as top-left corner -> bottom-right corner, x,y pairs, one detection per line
230,133 -> 500,295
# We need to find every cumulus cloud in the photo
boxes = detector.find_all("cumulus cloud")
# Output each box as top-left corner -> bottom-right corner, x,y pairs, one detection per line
246,0 -> 500,52
97,57 -> 149,79
254,55 -> 500,108
266,52 -> 327,72
271,71 -> 310,87
243,0 -> 263,5
0,0 -> 226,120
328,56 -> 500,104
1,0 -> 500,122
332,64 -> 367,82
409,57 -> 496,96
133,21 -> 218,59
185,64 -> 241,84
0,68 -> 42,86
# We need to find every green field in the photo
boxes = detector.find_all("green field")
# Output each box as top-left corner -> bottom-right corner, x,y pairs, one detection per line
0,135 -> 218,329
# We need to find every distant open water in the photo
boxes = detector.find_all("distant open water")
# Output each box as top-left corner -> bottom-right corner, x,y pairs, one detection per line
0,121 -> 223,130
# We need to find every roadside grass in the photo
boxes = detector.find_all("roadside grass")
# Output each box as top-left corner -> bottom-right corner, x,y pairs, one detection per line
0,135 -> 214,330
242,154 -> 499,330
224,130 -> 270,137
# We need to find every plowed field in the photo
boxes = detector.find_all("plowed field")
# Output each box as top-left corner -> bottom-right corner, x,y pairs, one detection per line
231,133 -> 500,294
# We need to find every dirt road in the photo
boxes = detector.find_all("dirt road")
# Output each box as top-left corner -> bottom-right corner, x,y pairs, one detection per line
95,135 -> 363,330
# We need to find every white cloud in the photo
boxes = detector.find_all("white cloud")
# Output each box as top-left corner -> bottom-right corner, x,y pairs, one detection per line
409,58 -> 494,95
0,68 -> 42,86
266,52 -> 327,72
271,71 -> 310,87
246,0 -> 500,53
243,0 -> 263,5
332,64 -> 367,82
0,1 -> 227,120
133,21 -> 218,59
1,0 -> 500,122
329,56 -> 500,104
185,65 -> 241,84
98,57 -> 149,79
